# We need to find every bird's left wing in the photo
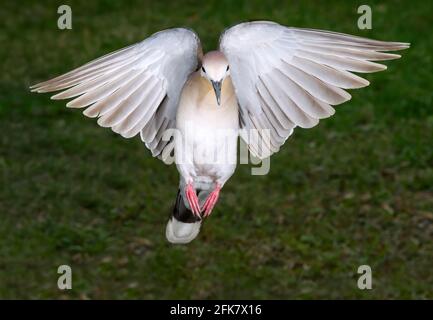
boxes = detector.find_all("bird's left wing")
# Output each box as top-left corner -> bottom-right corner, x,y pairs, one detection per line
219,21 -> 409,159
31,28 -> 202,160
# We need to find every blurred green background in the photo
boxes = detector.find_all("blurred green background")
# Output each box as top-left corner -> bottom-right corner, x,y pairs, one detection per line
0,0 -> 432,299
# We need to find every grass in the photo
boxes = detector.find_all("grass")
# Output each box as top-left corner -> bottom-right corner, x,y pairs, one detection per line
0,0 -> 432,299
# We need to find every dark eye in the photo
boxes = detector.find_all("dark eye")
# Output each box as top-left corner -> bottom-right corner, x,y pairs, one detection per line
201,66 -> 206,73
226,65 -> 230,71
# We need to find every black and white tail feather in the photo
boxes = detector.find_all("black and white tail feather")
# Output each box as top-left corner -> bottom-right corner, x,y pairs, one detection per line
166,190 -> 202,244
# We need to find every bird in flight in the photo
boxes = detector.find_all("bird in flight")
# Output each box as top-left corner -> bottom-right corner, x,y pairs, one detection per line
31,21 -> 409,244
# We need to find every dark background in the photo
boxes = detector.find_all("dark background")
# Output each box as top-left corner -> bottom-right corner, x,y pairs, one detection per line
0,0 -> 431,299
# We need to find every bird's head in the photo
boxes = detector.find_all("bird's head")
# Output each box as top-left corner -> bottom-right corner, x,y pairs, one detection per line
200,51 -> 230,106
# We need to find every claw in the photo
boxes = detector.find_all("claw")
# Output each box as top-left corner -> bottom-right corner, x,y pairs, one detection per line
202,184 -> 221,217
185,182 -> 201,217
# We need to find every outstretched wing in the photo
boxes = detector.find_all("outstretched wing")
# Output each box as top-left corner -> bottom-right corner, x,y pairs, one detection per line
219,21 -> 409,158
31,28 -> 202,160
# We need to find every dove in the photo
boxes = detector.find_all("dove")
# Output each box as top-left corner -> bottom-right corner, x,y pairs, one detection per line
31,21 -> 409,244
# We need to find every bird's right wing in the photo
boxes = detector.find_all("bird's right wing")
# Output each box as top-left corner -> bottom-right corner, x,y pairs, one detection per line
31,28 -> 202,160
219,21 -> 409,159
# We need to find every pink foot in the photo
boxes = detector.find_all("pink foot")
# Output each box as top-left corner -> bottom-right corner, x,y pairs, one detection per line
202,184 -> 221,217
185,182 -> 201,217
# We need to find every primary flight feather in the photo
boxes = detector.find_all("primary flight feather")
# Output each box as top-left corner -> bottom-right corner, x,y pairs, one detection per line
31,21 -> 409,244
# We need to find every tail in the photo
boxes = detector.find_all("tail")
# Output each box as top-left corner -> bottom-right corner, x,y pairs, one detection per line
166,190 -> 202,244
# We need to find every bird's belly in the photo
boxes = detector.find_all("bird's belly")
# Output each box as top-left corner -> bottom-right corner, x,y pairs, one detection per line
192,128 -> 237,177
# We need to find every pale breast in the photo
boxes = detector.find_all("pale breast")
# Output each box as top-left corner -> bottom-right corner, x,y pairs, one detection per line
176,72 -> 238,131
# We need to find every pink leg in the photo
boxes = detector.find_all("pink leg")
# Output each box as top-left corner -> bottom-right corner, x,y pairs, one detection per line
185,182 -> 201,217
202,184 -> 221,217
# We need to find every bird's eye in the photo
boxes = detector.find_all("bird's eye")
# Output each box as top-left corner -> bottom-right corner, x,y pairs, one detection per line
226,66 -> 230,71
201,66 -> 206,73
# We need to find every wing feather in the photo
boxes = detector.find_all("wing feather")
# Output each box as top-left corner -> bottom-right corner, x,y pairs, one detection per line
279,62 -> 351,105
220,21 -> 409,158
112,78 -> 161,134
121,88 -> 166,138
31,28 -> 201,160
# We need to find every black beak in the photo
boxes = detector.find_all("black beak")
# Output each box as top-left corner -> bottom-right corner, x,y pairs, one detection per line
211,80 -> 222,106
